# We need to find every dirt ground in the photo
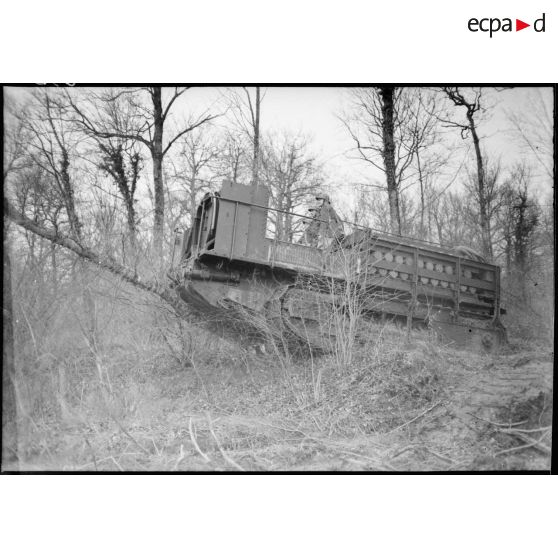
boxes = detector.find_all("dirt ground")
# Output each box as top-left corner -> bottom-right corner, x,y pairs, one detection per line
3,330 -> 553,472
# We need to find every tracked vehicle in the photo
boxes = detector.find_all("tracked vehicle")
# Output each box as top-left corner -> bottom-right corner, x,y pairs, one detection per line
169,180 -> 506,352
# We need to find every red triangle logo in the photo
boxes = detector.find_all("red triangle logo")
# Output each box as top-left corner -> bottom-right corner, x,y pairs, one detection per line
516,19 -> 530,31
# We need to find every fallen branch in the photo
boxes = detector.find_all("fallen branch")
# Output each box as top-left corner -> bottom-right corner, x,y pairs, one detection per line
494,430 -> 551,457
422,447 -> 456,465
499,430 -> 551,455
173,444 -> 186,471
467,413 -> 551,455
388,401 -> 442,433
74,452 -> 144,471
74,455 -> 122,471
189,417 -> 211,464
110,456 -> 124,472
499,426 -> 551,434
390,444 -> 456,466
336,449 -> 395,471
390,444 -> 418,459
248,419 -> 308,438
467,413 -> 528,428
5,199 -> 188,312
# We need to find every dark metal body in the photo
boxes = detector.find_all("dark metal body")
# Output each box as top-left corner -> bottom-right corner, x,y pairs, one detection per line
170,181 -> 506,352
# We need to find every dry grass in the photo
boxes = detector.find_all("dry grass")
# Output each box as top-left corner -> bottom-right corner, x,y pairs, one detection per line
2,263 -> 553,472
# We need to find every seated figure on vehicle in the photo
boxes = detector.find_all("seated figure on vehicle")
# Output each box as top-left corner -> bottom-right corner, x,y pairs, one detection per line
300,194 -> 344,249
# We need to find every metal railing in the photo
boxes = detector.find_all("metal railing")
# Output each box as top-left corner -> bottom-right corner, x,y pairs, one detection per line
213,194 -> 458,253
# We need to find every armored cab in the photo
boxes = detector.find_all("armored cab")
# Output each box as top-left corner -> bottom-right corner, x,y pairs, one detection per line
169,180 -> 506,352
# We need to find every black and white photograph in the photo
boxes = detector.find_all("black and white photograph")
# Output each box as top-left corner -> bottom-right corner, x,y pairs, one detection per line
2,85 -> 554,472
1,1 -> 557,556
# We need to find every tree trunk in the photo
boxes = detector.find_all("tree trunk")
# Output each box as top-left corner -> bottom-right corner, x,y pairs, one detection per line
152,87 -> 165,255
275,189 -> 284,240
468,113 -> 492,259
189,172 -> 197,228
434,214 -> 444,245
125,196 -> 137,251
5,200 -> 187,310
285,193 -> 293,242
417,152 -> 426,239
60,149 -> 83,242
51,244 -> 58,290
252,87 -> 261,187
2,214 -> 18,470
379,87 -> 401,235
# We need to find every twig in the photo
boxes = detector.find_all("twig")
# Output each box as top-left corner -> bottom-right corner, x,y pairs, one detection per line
84,438 -> 98,471
467,413 -> 528,428
423,447 -> 456,464
388,401 -> 441,433
391,444 -> 418,459
390,444 -> 456,465
74,452 -> 143,471
336,449 -> 395,471
75,456 -> 117,471
110,456 -> 124,471
206,413 -> 245,472
173,444 -> 186,471
494,430 -> 551,457
249,419 -> 308,437
189,417 -> 211,463
151,438 -> 162,456
500,430 -> 551,454
468,414 -> 551,454
500,426 -> 551,434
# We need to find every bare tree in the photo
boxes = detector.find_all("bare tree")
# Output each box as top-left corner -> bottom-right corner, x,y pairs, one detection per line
67,87 -> 216,255
461,155 -> 505,255
12,166 -> 65,286
216,130 -> 250,184
507,89 -> 553,182
260,132 -> 323,241
168,129 -> 220,229
97,141 -> 142,251
405,90 -> 449,239
3,96 -> 30,182
4,89 -> 197,352
496,165 -> 540,275
2,96 -> 29,469
2,208 -> 17,469
341,87 -> 424,235
68,90 -> 144,253
25,89 -> 84,242
349,183 -> 388,230
379,87 -> 400,233
229,87 -> 265,185
4,198 -> 189,312
493,163 -> 546,334
431,190 -> 471,247
440,87 -> 494,259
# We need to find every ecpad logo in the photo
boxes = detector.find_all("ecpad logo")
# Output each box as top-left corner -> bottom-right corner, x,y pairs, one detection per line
468,13 -> 546,37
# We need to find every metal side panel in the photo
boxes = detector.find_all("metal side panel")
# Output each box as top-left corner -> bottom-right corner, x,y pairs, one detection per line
214,199 -> 249,258
213,180 -> 271,261
268,241 -> 323,271
247,183 -> 271,260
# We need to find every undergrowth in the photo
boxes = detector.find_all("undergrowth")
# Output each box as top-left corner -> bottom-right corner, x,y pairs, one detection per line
2,266 -> 552,472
